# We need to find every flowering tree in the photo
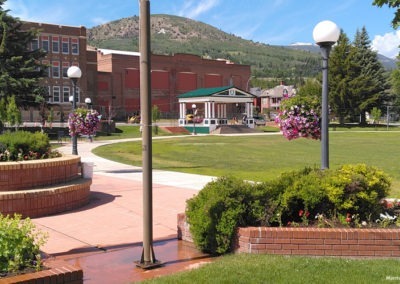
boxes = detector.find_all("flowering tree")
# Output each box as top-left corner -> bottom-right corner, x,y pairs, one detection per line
68,108 -> 100,137
275,81 -> 322,140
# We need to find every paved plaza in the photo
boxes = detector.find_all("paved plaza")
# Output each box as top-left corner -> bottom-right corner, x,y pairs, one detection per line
32,138 -> 216,283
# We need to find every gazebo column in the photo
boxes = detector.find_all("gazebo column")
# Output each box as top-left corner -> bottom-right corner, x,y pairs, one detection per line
205,102 -> 210,118
178,103 -> 187,126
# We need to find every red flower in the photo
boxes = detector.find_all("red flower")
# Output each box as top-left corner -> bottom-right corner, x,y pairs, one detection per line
299,210 -> 304,217
346,213 -> 352,223
305,211 -> 310,218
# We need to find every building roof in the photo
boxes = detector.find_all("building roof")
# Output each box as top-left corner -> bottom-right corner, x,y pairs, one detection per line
177,86 -> 255,103
97,48 -> 140,57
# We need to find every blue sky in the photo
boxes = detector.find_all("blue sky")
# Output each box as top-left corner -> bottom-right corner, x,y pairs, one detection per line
5,0 -> 400,58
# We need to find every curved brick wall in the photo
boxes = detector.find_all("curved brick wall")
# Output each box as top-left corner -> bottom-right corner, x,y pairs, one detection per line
0,156 -> 81,191
0,155 -> 91,218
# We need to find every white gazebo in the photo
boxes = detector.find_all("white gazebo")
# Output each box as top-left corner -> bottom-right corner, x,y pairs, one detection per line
177,86 -> 256,133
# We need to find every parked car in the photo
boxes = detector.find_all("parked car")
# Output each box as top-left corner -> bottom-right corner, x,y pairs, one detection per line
253,116 -> 266,126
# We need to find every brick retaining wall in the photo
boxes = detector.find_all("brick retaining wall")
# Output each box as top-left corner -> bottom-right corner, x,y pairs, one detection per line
0,156 -> 81,191
1,260 -> 83,284
177,213 -> 400,257
0,178 -> 92,218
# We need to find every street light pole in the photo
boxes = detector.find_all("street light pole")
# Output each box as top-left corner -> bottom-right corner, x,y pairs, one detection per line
85,97 -> 92,109
313,20 -> 340,170
192,104 -> 197,135
67,66 -> 82,155
136,0 -> 161,269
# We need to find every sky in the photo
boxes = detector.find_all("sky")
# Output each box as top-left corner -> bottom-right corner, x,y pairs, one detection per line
4,0 -> 400,58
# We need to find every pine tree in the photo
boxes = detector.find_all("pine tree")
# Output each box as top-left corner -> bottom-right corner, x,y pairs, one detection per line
0,0 -> 47,107
352,27 -> 388,125
328,31 -> 360,124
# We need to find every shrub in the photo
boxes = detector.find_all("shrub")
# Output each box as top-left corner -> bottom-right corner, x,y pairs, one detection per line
0,131 -> 61,161
0,214 -> 47,274
185,176 -> 273,255
325,164 -> 391,220
186,164 -> 392,254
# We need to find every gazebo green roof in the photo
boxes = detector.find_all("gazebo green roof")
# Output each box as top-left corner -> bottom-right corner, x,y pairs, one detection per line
177,86 -> 252,98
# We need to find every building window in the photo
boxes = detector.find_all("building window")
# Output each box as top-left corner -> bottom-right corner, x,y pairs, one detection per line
47,86 -> 52,102
41,36 -> 49,52
52,61 -> 60,78
42,60 -> 50,77
62,37 -> 69,54
63,86 -> 70,103
31,37 -> 39,50
52,36 -> 59,53
62,62 -> 70,78
71,38 -> 79,55
53,86 -> 60,103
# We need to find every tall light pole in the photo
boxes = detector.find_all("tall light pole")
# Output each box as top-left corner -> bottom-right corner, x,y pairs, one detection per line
192,104 -> 197,135
313,20 -> 340,170
136,0 -> 161,269
67,66 -> 82,155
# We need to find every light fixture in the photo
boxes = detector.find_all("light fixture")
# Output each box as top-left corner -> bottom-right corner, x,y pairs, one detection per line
313,20 -> 340,169
67,66 -> 82,155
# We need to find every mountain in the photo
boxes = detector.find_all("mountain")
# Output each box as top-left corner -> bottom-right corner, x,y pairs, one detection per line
87,14 -> 396,79
287,44 -> 397,70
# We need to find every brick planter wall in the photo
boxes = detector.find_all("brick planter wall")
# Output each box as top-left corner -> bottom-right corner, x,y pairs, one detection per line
0,156 -> 81,191
177,213 -> 400,258
1,260 -> 83,284
0,155 -> 92,218
0,178 -> 92,218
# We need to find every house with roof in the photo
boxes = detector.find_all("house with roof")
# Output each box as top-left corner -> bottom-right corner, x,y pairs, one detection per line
259,82 -> 296,118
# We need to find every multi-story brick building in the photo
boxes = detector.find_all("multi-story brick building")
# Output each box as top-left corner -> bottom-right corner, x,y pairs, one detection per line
22,22 -> 88,122
22,21 -> 251,122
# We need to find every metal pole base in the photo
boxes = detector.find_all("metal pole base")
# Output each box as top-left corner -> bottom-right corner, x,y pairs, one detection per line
135,246 -> 163,269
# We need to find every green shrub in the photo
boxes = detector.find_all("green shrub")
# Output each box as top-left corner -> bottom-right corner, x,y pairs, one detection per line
0,214 -> 47,274
0,131 -> 60,161
186,164 -> 392,254
325,164 -> 391,220
185,176 -> 273,255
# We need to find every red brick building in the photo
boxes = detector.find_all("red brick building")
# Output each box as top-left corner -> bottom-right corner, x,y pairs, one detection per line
95,49 -> 251,119
22,22 -> 88,122
22,22 -> 251,121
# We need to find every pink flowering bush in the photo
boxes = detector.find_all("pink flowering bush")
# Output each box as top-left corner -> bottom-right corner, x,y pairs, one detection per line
275,96 -> 321,140
68,108 -> 100,137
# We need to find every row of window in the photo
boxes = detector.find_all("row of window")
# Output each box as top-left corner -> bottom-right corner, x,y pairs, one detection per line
31,35 -> 79,55
47,86 -> 80,103
43,61 -> 79,79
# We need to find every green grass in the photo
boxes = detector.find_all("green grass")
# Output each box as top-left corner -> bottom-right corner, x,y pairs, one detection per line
92,131 -> 400,197
93,125 -> 174,140
142,254 -> 400,284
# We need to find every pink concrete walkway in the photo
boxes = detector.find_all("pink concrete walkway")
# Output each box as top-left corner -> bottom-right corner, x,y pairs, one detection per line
33,174 -> 213,283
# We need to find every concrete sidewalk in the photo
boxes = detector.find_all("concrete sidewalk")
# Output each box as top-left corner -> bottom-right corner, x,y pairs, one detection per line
32,139 -> 216,283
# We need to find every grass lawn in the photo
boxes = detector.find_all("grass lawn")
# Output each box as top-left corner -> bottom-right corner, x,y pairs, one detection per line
142,253 -> 400,284
92,131 -> 400,197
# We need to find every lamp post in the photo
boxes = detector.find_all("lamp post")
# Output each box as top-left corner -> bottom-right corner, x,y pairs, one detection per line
192,104 -> 197,135
85,97 -> 92,109
313,20 -> 340,170
67,66 -> 82,155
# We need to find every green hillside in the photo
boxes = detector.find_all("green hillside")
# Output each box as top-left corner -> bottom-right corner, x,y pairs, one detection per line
87,14 -> 321,81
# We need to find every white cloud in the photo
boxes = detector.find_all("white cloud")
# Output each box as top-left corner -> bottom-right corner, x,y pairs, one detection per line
178,0 -> 220,19
3,0 -> 29,20
372,31 -> 400,59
